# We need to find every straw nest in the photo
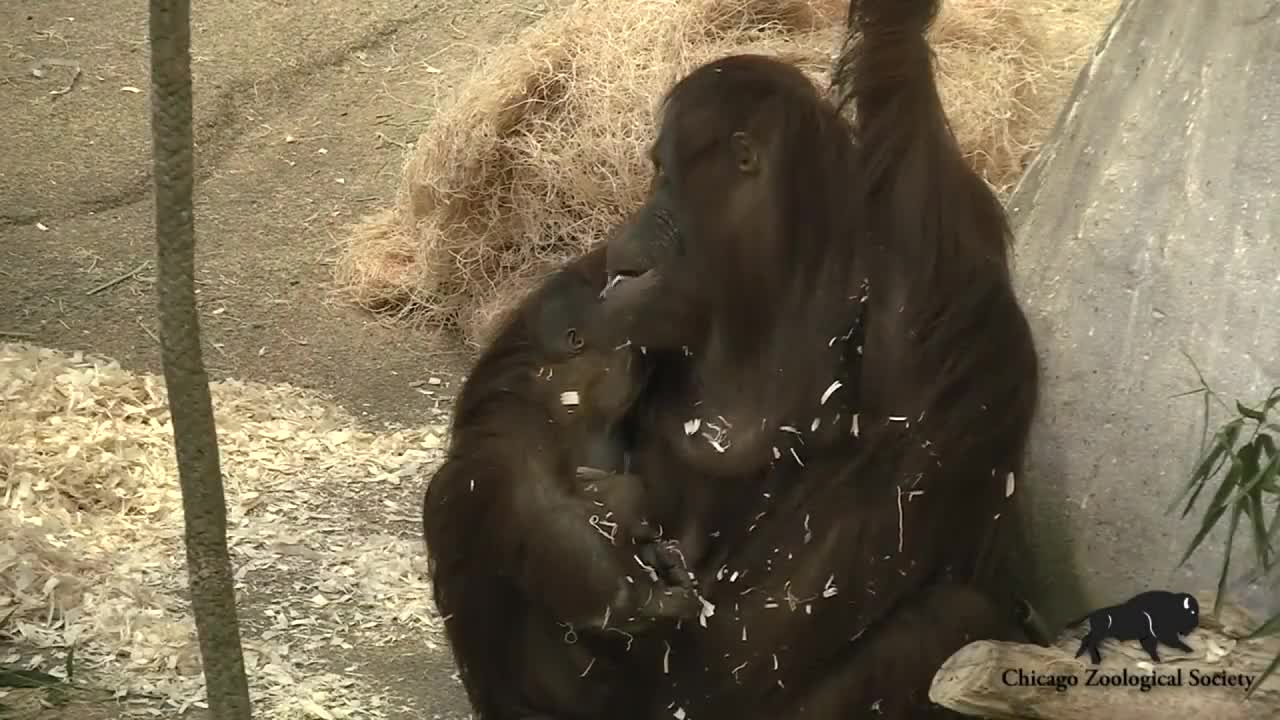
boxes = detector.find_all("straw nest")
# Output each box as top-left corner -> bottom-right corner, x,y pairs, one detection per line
333,0 -> 1118,348
0,343 -> 451,719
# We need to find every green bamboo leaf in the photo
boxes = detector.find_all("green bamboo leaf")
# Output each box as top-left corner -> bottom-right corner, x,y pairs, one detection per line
1243,483 -> 1272,572
1171,444 -> 1225,516
1212,501 -> 1244,613
1260,435 -> 1280,493
1178,460 -> 1243,567
1257,432 -> 1278,461
1245,650 -> 1280,700
1261,441 -> 1280,491
1228,437 -> 1279,571
1237,400 -> 1266,422
1267,398 -> 1280,417
1179,503 -> 1229,569
1236,439 -> 1261,494
1253,435 -> 1279,489
1258,385 -> 1280,414
1171,421 -> 1242,516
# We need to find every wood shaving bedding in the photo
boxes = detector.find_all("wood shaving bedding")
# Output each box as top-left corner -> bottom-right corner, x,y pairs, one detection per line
0,343 -> 451,718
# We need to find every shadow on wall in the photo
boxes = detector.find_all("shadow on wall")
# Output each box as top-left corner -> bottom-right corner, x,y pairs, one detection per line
1012,415 -> 1087,631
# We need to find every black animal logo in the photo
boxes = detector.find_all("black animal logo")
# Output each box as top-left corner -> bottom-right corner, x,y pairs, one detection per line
1069,590 -> 1200,664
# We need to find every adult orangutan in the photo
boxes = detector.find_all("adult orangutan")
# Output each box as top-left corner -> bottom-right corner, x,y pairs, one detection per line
588,0 -> 1042,716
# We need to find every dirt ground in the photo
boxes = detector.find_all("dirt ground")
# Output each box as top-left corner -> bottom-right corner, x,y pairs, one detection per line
1,1 -> 575,717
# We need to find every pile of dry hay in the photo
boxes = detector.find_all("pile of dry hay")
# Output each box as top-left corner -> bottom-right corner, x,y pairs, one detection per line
0,343 -> 449,720
335,0 -> 1118,348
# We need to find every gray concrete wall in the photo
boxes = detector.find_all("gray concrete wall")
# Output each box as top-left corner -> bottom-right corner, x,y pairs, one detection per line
1007,0 -> 1280,626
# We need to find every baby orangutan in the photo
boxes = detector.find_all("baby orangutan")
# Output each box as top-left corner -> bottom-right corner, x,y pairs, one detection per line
423,248 -> 705,720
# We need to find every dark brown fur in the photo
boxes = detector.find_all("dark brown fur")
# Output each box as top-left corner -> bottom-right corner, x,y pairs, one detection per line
421,248 -> 701,720
591,0 -> 1040,717
592,56 -> 870,480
